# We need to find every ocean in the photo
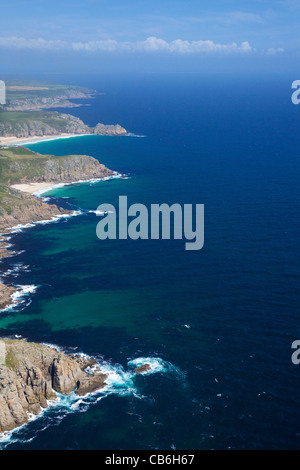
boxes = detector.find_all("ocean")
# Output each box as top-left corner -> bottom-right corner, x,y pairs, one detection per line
0,74 -> 299,450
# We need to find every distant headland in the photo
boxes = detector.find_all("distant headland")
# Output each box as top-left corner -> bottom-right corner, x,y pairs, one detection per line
0,80 -> 127,145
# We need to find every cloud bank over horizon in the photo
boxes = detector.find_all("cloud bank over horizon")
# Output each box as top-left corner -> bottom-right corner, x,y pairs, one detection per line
0,36 -> 284,55
0,0 -> 294,75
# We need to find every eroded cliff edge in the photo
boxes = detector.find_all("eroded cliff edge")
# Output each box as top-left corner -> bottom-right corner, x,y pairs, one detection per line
0,339 -> 107,433
0,111 -> 127,139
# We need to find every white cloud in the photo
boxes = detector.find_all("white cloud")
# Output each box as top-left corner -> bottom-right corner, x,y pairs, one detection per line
0,36 -> 253,55
0,36 -> 285,57
266,47 -> 285,55
0,36 -> 66,50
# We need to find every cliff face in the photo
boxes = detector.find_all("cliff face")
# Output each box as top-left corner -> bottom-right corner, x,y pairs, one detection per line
0,185 -> 71,231
0,339 -> 107,433
94,123 -> 128,136
2,155 -> 114,185
0,113 -> 88,138
34,155 -> 114,183
0,111 -> 127,138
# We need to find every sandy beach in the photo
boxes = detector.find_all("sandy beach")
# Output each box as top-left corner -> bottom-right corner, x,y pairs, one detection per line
0,133 -> 92,147
10,182 -> 62,195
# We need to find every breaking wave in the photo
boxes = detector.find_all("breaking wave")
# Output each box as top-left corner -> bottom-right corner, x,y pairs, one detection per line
0,353 -> 184,448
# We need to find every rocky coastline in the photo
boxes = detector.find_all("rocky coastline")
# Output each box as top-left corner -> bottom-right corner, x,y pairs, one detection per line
2,83 -> 99,112
4,89 -> 97,111
0,339 -> 107,433
0,82 -> 139,438
0,112 -> 127,141
0,150 -> 118,312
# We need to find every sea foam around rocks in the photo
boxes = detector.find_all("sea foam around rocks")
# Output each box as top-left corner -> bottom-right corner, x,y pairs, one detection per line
0,353 -> 184,448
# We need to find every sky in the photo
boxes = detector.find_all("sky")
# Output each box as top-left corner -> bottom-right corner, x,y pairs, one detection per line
0,0 -> 299,76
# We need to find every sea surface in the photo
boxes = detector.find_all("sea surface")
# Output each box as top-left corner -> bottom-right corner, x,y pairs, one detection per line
0,74 -> 299,450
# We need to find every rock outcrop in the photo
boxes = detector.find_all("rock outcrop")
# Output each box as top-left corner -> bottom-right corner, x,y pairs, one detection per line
0,339 -> 107,433
94,123 -> 127,136
0,284 -> 16,311
0,186 -> 71,232
134,364 -> 151,374
0,236 -> 13,259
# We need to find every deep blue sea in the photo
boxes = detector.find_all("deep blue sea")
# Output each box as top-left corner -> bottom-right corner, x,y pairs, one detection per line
0,74 -> 299,449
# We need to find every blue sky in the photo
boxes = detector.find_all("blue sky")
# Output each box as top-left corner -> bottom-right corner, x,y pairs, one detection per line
0,0 -> 299,75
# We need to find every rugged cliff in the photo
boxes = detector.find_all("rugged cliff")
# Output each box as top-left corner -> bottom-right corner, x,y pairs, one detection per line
0,185 -> 71,231
0,111 -> 127,139
0,152 -> 114,186
0,339 -> 107,433
0,285 -> 16,311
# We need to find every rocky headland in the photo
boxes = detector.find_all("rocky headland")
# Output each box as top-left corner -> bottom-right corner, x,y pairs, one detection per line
2,82 -> 98,112
0,339 -> 107,433
0,111 -> 127,141
0,185 -> 72,232
4,88 -> 97,111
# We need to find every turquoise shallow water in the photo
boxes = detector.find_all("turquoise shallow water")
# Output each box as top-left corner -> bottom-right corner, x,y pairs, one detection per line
0,75 -> 299,449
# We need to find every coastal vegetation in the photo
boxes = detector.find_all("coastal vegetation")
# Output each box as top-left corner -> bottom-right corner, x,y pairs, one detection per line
0,146 -> 114,186
0,80 -> 127,139
1,80 -> 97,111
0,110 -> 127,139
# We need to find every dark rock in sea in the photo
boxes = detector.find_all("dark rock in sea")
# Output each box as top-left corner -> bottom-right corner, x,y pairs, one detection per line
134,364 -> 151,374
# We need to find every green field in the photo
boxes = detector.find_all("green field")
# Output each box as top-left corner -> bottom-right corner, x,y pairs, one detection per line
2,80 -> 96,109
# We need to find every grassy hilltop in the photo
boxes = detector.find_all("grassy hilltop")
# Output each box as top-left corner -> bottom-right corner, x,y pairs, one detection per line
0,145 -> 114,186
2,80 -> 97,111
0,110 -> 91,137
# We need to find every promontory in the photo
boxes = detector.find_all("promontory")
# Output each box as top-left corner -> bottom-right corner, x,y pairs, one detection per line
0,338 -> 107,433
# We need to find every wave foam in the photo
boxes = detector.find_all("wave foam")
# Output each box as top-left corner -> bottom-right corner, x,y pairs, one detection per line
126,133 -> 147,138
128,357 -> 184,377
13,134 -> 94,147
1,284 -> 38,313
33,172 -> 124,197
9,211 -> 82,234
0,353 -> 183,447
